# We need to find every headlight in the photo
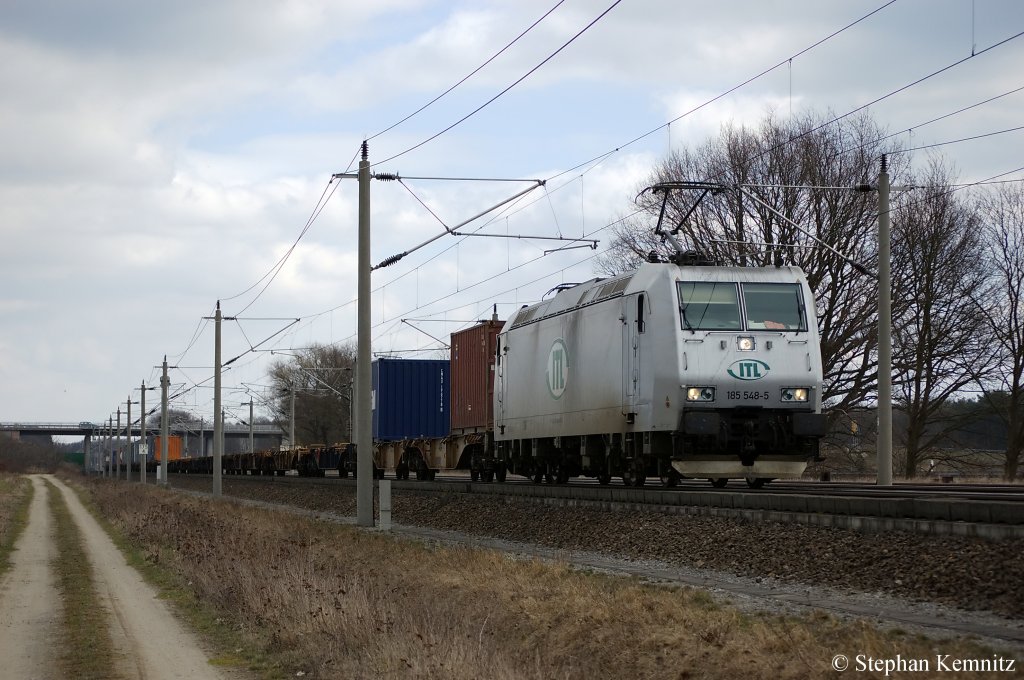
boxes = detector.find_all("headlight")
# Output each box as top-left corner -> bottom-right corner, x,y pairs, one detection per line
781,387 -> 809,402
687,386 -> 716,402
737,336 -> 755,351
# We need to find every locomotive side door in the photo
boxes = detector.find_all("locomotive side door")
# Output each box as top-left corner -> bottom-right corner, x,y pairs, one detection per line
621,294 -> 642,418
494,333 -> 505,432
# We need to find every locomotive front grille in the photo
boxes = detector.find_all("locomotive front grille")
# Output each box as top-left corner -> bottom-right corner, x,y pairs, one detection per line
678,408 -> 823,460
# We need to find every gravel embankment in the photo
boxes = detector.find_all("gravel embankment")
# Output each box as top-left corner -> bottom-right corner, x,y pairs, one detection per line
167,476 -> 1023,619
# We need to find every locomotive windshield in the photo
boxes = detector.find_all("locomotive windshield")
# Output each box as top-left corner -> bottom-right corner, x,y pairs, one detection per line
677,282 -> 742,330
677,280 -> 807,332
742,283 -> 807,331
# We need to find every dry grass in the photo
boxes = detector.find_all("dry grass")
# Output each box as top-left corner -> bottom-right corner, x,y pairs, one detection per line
83,479 -> 1011,679
0,473 -> 32,576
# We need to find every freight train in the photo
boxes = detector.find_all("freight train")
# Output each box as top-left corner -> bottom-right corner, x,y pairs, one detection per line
164,184 -> 827,487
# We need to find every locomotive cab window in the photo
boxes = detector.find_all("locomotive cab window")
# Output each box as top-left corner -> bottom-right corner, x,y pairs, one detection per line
677,282 -> 742,331
741,283 -> 807,331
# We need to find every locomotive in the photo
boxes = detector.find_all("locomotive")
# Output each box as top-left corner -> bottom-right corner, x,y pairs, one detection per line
492,182 -> 826,487
493,261 -> 826,487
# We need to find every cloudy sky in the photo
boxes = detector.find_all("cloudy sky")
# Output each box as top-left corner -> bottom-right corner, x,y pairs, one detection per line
2,0 -> 1022,426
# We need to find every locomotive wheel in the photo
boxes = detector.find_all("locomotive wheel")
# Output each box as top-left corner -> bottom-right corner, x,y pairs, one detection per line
625,469 -> 646,487
544,472 -> 555,484
531,469 -> 544,484
596,473 -> 612,485
482,470 -> 495,483
710,478 -> 728,488
471,469 -> 480,482
554,466 -> 570,485
496,468 -> 507,483
745,477 -> 769,489
659,472 -> 679,488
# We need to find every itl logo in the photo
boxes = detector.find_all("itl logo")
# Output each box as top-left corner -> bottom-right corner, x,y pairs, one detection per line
728,359 -> 770,381
546,338 -> 569,399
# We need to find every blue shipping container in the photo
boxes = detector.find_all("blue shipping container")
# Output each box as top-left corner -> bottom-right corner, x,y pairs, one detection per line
372,358 -> 450,441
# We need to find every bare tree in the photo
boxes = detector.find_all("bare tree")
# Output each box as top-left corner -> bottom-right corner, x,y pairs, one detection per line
145,408 -> 193,429
975,183 -> 1024,479
598,110 -> 907,412
890,160 -> 994,477
267,343 -> 356,446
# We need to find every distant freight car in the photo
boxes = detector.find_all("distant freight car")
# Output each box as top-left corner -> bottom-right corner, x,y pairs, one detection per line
152,434 -> 183,462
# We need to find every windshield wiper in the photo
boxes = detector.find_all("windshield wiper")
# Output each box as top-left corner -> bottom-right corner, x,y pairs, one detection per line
680,305 -> 694,331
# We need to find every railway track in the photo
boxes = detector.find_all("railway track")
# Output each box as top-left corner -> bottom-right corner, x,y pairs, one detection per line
169,471 -> 1024,538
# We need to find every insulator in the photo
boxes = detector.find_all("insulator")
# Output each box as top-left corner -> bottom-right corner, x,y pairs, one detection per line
377,252 -> 405,268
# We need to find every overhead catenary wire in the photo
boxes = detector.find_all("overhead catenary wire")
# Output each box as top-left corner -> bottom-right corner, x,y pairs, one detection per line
350,209 -> 642,349
871,84 -> 1024,148
888,125 -> 1024,155
208,0 -> 906,349
372,180 -> 547,269
373,0 -> 625,167
704,28 -> 1024,190
354,55 -> 1024,354
342,0 -> 905,312
229,178 -> 342,318
540,1 -> 900,186
366,0 -> 568,142
349,0 -> 906,295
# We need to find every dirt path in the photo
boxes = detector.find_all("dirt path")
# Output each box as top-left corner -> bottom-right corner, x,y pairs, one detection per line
0,475 -> 245,680
0,475 -> 61,680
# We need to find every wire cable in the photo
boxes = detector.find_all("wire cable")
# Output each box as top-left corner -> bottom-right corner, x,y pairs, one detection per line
366,0 -> 567,142
374,0 -> 625,167
542,0 -> 899,186
281,0 -> 904,337
889,125 -> 1024,155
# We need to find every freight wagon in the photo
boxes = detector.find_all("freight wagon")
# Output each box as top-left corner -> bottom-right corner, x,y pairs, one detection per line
162,326 -> 502,480
377,318 -> 507,481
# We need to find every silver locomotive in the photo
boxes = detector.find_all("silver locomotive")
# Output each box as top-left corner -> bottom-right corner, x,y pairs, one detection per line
493,185 -> 826,487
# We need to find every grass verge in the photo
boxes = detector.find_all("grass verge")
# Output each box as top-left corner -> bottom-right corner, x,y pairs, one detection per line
0,473 -> 33,577
72,477 -> 1015,680
45,478 -> 122,680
